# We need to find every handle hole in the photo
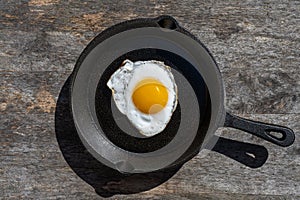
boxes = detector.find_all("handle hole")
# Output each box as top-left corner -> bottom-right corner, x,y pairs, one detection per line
266,130 -> 285,140
245,152 -> 256,159
157,18 -> 177,30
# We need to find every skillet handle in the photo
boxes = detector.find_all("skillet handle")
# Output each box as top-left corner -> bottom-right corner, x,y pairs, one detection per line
224,112 -> 295,147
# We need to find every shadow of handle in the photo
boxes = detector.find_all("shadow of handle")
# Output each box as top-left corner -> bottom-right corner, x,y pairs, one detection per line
210,135 -> 268,168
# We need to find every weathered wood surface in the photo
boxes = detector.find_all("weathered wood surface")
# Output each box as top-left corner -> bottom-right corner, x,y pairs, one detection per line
0,0 -> 299,199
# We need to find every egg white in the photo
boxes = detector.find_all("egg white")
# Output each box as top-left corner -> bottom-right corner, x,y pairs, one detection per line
107,59 -> 178,137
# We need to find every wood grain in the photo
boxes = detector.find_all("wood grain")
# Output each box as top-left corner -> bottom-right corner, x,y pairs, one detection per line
0,0 -> 299,199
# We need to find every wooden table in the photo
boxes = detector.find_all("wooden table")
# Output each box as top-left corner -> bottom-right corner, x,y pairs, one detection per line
1,0 -> 299,199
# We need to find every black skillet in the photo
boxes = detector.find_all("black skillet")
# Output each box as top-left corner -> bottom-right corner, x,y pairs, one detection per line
70,16 -> 295,173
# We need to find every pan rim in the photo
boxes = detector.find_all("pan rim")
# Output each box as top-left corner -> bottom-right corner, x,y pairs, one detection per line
70,18 -> 225,173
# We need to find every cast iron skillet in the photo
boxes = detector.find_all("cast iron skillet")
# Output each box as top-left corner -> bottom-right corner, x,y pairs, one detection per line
70,16 -> 295,173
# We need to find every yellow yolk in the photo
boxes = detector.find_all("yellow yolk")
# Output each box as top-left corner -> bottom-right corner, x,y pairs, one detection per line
132,79 -> 168,114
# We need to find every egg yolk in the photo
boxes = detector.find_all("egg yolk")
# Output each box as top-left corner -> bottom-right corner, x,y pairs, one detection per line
132,78 -> 168,114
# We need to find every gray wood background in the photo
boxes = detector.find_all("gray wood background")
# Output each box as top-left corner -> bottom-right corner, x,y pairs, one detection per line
0,0 -> 299,199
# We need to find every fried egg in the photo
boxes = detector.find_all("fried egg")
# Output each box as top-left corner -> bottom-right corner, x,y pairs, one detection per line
107,59 -> 178,137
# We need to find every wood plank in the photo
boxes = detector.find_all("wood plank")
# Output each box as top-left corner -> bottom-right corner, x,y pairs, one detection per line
1,69 -> 298,115
1,1 -> 299,73
1,111 -> 299,199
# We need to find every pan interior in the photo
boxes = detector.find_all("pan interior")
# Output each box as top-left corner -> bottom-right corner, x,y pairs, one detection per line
95,48 -> 210,153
